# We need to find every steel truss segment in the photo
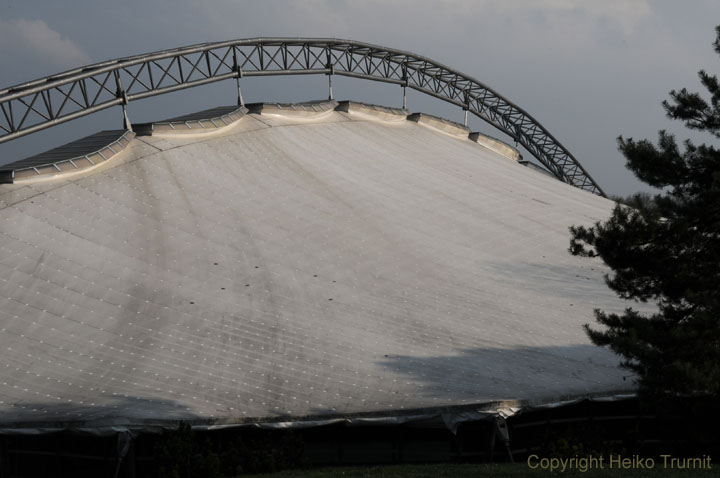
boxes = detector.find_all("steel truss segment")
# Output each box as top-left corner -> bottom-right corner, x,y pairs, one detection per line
209,47 -> 233,76
154,57 -> 180,89
39,90 -> 53,119
54,81 -> 79,119
240,45 -> 261,71
284,46 -> 305,70
0,38 -> 603,196
89,72 -> 115,105
310,48 -> 326,69
123,63 -> 150,94
179,51 -> 210,80
0,103 -> 15,133
78,80 -> 89,108
264,45 -> 286,70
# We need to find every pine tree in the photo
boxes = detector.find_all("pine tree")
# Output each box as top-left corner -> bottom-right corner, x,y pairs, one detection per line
569,26 -> 720,397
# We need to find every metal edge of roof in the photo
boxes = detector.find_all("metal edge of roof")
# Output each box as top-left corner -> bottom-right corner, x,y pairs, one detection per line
406,111 -> 522,163
0,100 -> 535,185
0,392 -> 637,437
246,100 -> 339,117
335,101 -> 408,122
132,106 -> 248,136
407,112 -> 471,138
0,130 -> 134,184
468,132 -> 522,162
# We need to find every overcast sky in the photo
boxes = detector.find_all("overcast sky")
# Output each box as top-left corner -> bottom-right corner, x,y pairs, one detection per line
1,0 -> 719,196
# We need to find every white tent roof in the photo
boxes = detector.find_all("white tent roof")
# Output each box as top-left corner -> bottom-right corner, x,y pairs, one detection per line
0,105 -> 633,430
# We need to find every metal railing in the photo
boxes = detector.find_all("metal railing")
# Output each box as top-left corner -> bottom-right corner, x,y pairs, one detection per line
0,38 -> 604,195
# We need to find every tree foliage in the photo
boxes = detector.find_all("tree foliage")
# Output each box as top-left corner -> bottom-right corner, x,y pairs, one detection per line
569,26 -> 720,397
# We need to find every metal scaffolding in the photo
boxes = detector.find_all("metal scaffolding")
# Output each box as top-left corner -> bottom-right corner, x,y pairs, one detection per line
0,38 -> 604,195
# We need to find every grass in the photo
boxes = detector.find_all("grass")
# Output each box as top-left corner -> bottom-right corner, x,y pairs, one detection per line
242,462 -> 716,477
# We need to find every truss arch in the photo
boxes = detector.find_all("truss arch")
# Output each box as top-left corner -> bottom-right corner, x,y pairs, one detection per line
0,38 -> 604,195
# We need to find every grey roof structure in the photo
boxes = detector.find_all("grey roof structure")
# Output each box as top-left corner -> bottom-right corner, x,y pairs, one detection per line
0,38 -> 604,195
0,103 -> 633,433
0,130 -> 134,184
132,106 -> 246,136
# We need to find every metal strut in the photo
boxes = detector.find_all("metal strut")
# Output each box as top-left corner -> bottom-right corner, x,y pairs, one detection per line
326,48 -> 334,101
402,62 -> 408,110
463,91 -> 469,127
113,71 -> 131,130
233,48 -> 245,107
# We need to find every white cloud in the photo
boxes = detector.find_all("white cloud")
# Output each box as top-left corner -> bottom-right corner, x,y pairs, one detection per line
0,18 -> 91,74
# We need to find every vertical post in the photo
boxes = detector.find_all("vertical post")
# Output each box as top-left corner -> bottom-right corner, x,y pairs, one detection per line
495,416 -> 513,463
121,106 -> 131,131
401,62 -> 408,110
326,48 -> 334,101
463,90 -> 469,127
236,75 -> 245,108
233,48 -> 245,108
114,431 -> 132,478
114,71 -> 131,130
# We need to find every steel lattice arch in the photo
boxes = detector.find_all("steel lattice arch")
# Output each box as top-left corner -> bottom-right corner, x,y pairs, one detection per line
0,38 -> 604,195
